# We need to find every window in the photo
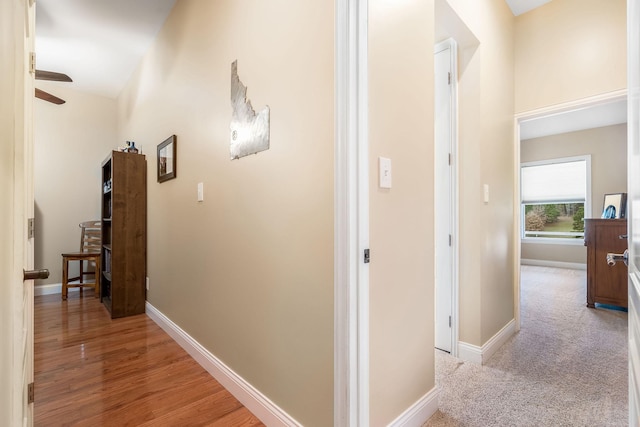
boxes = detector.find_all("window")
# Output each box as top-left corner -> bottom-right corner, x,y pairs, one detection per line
521,155 -> 591,242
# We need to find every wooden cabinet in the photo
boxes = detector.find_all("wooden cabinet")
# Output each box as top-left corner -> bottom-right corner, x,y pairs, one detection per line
584,219 -> 628,308
101,150 -> 147,318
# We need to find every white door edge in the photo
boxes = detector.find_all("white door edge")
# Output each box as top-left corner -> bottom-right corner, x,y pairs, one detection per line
434,37 -> 460,357
335,0 -> 370,425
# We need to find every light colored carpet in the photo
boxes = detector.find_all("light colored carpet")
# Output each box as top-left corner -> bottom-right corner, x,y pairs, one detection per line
425,265 -> 628,426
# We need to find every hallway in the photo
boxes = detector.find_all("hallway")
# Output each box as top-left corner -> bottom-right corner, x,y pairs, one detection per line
426,266 -> 628,426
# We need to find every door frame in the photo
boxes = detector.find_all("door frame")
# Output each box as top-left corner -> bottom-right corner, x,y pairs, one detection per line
434,37 -> 460,357
512,89 -> 628,331
335,0 -> 370,425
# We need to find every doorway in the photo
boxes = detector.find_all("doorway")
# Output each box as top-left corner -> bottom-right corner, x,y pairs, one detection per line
513,90 -> 628,329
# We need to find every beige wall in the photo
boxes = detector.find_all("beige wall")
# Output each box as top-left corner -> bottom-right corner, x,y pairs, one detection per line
116,1 -> 334,425
520,124 -> 627,264
444,0 -> 516,346
515,0 -> 626,113
368,0 -> 436,424
34,82 -> 117,286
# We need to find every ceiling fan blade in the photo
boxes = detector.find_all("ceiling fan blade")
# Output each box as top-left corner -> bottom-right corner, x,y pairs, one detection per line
35,70 -> 73,82
35,88 -> 66,105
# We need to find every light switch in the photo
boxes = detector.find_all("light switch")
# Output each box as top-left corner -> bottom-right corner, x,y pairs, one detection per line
483,184 -> 489,204
379,157 -> 392,189
197,182 -> 204,202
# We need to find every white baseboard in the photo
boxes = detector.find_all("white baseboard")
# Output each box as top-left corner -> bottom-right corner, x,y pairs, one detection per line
521,259 -> 586,270
145,302 -> 301,427
458,341 -> 482,364
35,283 -> 82,296
387,386 -> 440,427
458,319 -> 516,365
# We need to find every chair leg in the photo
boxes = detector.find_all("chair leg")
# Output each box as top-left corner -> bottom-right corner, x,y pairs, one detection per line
62,257 -> 68,301
95,257 -> 101,298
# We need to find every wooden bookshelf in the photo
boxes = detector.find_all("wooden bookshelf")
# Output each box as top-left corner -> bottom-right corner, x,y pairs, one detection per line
100,150 -> 147,318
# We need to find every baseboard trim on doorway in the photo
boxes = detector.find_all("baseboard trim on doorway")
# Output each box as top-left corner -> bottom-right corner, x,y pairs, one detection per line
521,259 -> 586,270
387,386 -> 440,427
458,319 -> 516,365
145,302 -> 301,427
35,283 -> 83,296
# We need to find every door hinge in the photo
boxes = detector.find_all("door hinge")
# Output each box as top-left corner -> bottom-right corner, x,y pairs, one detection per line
29,52 -> 36,74
449,316 -> 452,328
448,153 -> 451,165
447,72 -> 451,85
28,217 -> 35,239
449,234 -> 452,246
364,249 -> 370,264
28,382 -> 34,404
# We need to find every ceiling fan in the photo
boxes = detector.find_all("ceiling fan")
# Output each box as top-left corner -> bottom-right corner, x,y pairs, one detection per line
35,70 -> 72,105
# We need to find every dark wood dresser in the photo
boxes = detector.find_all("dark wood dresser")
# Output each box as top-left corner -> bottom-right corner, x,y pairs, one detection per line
584,218 -> 628,308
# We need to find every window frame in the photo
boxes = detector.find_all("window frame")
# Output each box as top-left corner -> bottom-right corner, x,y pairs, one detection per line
520,155 -> 591,245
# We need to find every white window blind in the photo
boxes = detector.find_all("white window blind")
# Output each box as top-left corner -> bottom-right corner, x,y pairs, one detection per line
521,159 -> 586,204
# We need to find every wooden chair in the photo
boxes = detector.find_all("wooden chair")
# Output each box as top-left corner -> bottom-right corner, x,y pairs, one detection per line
61,220 -> 101,300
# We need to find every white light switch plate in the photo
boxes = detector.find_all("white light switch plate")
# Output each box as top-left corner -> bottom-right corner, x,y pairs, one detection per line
379,157 -> 392,189
197,182 -> 204,202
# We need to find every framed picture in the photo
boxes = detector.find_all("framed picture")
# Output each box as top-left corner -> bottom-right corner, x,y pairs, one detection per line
602,193 -> 627,219
157,135 -> 176,183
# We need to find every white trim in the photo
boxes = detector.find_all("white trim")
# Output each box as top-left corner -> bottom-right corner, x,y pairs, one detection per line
34,282 -> 86,296
458,319 -> 516,365
35,284 -> 63,296
515,90 -> 628,123
514,117 -> 522,332
457,342 -> 482,364
521,236 -> 586,246
481,319 -> 516,363
335,0 -> 369,425
386,387 -> 440,427
145,302 -> 301,427
520,259 -> 587,270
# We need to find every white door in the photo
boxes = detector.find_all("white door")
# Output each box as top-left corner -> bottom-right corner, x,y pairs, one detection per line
0,0 -> 36,425
23,0 -> 37,423
628,0 -> 640,423
434,40 -> 457,353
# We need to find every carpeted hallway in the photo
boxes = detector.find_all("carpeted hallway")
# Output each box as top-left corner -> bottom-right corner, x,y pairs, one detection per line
425,265 -> 628,426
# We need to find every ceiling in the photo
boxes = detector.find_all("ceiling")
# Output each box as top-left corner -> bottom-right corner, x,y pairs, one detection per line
35,0 -> 624,138
35,0 -> 176,99
35,0 -> 549,100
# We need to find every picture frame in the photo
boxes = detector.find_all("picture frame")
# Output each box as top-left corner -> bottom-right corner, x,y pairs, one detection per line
602,192 -> 627,219
157,135 -> 176,183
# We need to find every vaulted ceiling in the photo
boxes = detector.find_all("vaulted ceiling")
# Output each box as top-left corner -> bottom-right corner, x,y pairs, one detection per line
35,0 -> 553,99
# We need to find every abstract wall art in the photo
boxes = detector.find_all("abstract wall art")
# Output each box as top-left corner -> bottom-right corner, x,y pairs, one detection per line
230,60 -> 270,160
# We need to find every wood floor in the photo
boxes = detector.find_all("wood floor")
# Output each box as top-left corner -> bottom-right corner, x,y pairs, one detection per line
34,290 -> 265,426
